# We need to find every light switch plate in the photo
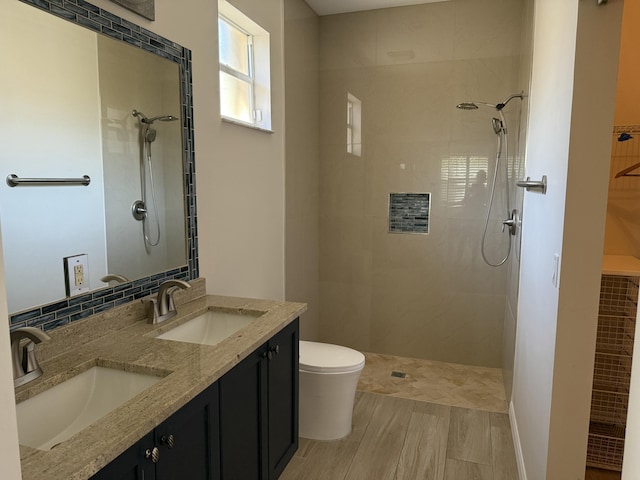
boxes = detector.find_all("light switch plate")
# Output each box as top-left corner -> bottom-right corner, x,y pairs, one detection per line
552,253 -> 560,288
64,254 -> 90,297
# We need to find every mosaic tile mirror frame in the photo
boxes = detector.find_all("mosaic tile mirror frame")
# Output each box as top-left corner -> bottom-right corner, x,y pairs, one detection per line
9,0 -> 198,331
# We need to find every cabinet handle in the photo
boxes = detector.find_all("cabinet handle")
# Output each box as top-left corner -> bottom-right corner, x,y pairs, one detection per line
145,447 -> 160,464
268,345 -> 280,360
161,434 -> 175,449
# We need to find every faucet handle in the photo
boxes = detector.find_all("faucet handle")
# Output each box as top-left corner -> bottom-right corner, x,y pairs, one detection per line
10,327 -> 50,388
22,340 -> 38,372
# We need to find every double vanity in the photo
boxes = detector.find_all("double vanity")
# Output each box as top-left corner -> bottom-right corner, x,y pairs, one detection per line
14,279 -> 306,480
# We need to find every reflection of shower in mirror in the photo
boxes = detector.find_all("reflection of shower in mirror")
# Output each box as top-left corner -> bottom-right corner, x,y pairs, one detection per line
131,109 -> 179,248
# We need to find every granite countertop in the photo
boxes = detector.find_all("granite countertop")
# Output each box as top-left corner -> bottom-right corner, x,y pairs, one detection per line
15,280 -> 306,480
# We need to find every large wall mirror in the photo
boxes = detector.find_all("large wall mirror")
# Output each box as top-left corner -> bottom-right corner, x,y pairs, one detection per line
2,0 -> 197,330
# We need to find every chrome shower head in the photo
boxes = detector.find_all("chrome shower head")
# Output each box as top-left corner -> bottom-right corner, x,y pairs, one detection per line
132,109 -> 179,124
456,102 -> 479,110
145,115 -> 179,124
456,93 -> 526,112
456,101 -> 498,111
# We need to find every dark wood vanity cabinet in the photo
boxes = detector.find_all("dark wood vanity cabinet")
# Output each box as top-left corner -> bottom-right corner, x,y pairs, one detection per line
91,382 -> 220,480
218,318 -> 299,480
90,431 -> 157,480
91,319 -> 298,480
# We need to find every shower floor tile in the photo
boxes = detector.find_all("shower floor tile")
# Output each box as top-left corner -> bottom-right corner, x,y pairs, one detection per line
357,352 -> 508,413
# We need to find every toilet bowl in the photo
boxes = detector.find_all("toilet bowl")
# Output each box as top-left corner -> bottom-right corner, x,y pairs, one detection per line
299,340 -> 365,441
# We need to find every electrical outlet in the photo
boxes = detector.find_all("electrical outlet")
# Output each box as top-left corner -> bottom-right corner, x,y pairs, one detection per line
64,254 -> 90,297
74,264 -> 84,286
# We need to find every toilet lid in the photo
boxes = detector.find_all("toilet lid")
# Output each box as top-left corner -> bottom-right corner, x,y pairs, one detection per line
299,341 -> 365,373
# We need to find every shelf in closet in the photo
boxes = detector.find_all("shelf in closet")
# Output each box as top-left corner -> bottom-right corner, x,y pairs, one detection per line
587,422 -> 626,471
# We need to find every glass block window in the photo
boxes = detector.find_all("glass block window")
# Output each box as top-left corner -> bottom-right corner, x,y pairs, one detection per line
388,193 -> 431,234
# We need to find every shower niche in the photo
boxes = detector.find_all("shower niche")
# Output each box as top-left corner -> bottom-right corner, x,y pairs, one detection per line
587,261 -> 639,473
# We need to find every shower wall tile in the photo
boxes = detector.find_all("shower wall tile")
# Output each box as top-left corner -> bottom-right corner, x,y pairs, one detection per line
367,141 -> 446,217
319,68 -> 377,147
319,215 -> 372,285
450,57 -> 522,143
364,62 -> 455,145
453,0 -> 525,61
369,269 -> 505,366
319,281 -> 372,353
375,2 -> 455,66
320,10 -> 377,70
319,144 -> 370,217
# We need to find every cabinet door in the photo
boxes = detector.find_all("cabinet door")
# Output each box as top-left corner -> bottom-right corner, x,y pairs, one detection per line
155,382 -> 220,480
267,318 -> 299,480
219,347 -> 268,480
90,431 -> 156,480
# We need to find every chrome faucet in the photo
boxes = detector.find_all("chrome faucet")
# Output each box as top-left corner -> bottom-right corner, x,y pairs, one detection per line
10,327 -> 51,388
147,279 -> 191,324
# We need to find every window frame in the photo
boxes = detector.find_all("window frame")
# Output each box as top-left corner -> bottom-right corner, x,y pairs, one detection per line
218,0 -> 272,132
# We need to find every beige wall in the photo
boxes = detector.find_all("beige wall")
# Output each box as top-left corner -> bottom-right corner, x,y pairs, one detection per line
317,0 -> 524,367
604,0 -> 640,259
205,0 -> 287,301
284,0 -> 320,340
511,1 -> 623,479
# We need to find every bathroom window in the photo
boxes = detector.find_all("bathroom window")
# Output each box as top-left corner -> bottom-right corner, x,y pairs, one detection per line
218,0 -> 271,131
347,93 -> 362,156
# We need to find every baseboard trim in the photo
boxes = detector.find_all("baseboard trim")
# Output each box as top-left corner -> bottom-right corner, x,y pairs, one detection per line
509,400 -> 527,480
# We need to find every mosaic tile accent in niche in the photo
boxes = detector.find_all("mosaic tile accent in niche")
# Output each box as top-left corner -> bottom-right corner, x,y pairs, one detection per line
388,193 -> 431,234
11,0 -> 198,332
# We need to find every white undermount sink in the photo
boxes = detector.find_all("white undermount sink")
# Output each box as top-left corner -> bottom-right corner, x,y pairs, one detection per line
155,310 -> 261,346
16,366 -> 161,451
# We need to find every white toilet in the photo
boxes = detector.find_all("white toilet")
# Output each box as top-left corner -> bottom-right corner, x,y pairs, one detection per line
299,340 -> 365,441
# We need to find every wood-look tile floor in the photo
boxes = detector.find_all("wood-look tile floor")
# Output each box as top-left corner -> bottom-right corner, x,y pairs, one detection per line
281,391 -> 518,480
282,353 -> 517,480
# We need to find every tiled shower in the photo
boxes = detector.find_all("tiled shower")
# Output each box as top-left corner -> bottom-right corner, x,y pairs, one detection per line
315,0 -> 529,368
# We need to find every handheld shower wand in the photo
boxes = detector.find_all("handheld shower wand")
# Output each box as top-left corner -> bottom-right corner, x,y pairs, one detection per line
455,92 -> 526,267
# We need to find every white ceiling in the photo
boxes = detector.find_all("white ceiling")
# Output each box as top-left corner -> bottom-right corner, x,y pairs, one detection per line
305,0 -> 450,16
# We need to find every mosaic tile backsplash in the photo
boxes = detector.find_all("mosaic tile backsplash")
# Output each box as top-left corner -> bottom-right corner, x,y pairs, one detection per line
388,193 -> 431,234
11,0 -> 197,332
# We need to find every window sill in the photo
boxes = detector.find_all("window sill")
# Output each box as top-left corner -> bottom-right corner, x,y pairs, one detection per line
221,116 -> 274,134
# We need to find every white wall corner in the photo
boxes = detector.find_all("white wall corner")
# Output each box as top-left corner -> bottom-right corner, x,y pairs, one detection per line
510,400 -> 527,480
